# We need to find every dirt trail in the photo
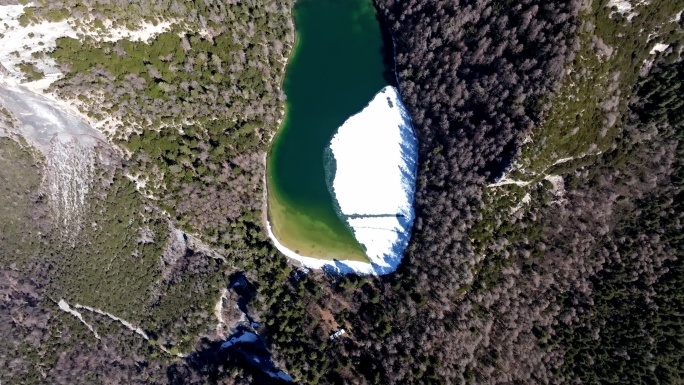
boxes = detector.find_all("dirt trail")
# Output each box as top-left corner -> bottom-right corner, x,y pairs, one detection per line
56,297 -> 188,357
56,299 -> 100,340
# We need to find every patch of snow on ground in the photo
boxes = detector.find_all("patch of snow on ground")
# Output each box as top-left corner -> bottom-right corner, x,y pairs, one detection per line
0,77 -> 104,151
98,19 -> 173,44
553,156 -> 575,166
220,330 -> 294,382
544,175 -> 567,202
0,4 -> 173,85
0,4 -> 76,79
57,299 -> 100,339
521,133 -> 533,145
128,173 -> 147,190
650,43 -> 669,54
642,43 -> 672,75
277,372 -> 294,382
327,86 -> 418,275
606,0 -> 649,20
511,193 -> 531,214
608,0 -> 634,13
488,178 -> 531,188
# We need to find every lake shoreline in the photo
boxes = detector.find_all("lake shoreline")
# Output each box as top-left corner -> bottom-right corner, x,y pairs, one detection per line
263,86 -> 418,276
262,0 -> 414,274
263,3 -> 370,264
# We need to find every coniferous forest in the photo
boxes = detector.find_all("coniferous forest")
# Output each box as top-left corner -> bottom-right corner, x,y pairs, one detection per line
0,0 -> 683,384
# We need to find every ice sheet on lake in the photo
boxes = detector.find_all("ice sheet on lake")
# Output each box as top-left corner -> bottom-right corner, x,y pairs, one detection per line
326,85 -> 418,275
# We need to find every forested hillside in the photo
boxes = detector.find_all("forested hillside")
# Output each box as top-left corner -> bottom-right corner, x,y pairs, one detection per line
0,0 -> 683,384
334,0 -> 684,382
1,0 -> 299,383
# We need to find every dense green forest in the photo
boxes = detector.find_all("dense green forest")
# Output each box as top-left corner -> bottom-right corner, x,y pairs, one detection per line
1,0 -> 683,384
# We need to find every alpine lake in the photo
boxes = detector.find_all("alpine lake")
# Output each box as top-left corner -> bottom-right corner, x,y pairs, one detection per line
266,0 -> 394,262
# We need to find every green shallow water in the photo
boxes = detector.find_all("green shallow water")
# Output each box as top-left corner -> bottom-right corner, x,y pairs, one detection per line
267,0 -> 390,261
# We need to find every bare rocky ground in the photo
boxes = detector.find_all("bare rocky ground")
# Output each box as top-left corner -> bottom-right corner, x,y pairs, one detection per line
0,3 -> 177,230
0,73 -> 106,238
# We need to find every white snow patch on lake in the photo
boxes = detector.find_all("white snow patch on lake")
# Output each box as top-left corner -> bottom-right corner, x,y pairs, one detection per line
327,85 -> 418,275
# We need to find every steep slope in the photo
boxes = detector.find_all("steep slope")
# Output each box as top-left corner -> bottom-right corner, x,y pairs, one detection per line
1,0 -> 683,384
